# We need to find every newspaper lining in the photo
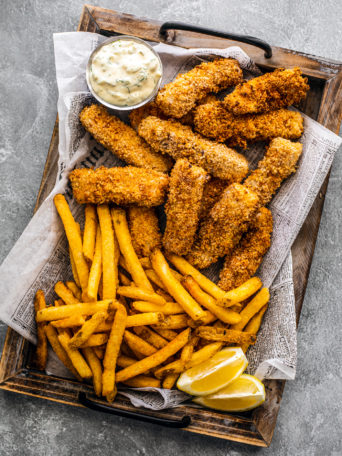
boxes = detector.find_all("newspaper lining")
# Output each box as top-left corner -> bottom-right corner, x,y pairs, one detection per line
0,32 -> 340,410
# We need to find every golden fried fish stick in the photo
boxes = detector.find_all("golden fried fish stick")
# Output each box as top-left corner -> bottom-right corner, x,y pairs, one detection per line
218,207 -> 273,291
138,116 -> 249,181
199,178 -> 229,219
80,104 -> 172,172
194,101 -> 304,148
186,183 -> 260,269
244,138 -> 303,206
69,166 -> 169,207
127,207 -> 162,257
156,58 -> 242,118
163,159 -> 209,256
223,67 -> 309,115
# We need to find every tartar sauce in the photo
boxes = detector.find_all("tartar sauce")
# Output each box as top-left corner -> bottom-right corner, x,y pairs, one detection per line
89,39 -> 162,107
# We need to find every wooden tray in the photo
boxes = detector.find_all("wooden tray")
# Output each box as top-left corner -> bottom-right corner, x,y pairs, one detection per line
1,4 -> 342,447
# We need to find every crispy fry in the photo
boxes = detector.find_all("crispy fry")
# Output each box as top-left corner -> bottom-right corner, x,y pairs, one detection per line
66,281 -> 82,301
194,102 -> 304,147
166,253 -> 226,300
151,249 -> 206,322
33,290 -> 48,370
124,330 -> 157,357
87,225 -> 102,300
69,166 -> 169,207
79,333 -> 109,348
36,300 -> 112,322
69,244 -> 81,288
187,310 -> 216,327
126,312 -> 164,327
163,159 -> 209,255
187,183 -> 260,269
217,277 -> 263,307
180,336 -> 199,366
241,304 -> 268,352
196,326 -> 256,345
244,138 -> 303,206
116,328 -> 191,383
97,205 -> 117,300
83,204 -> 97,262
117,286 -> 165,305
80,104 -> 172,172
93,347 -> 105,360
123,376 -> 161,388
162,374 -> 179,389
152,327 -> 178,341
127,207 -> 162,257
112,208 -> 153,291
119,271 -> 131,286
133,326 -> 168,349
102,303 -> 127,399
69,311 -> 108,348
82,347 -> 102,396
218,208 -> 273,291
231,287 -> 270,331
181,276 -> 241,325
139,257 -> 152,269
132,301 -> 183,315
138,116 -> 249,181
156,58 -> 242,118
51,315 -> 86,329
223,67 -> 309,115
153,314 -> 188,330
55,282 -> 80,305
145,269 -> 166,290
155,289 -> 174,303
117,355 -> 137,368
54,194 -> 89,291
58,332 -> 92,379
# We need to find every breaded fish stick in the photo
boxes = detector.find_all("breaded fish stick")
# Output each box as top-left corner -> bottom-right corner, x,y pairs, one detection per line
163,159 -> 209,255
69,166 -> 169,207
224,67 -> 309,115
194,101 -> 304,147
199,178 -> 229,219
80,104 -> 172,173
156,58 -> 242,118
138,116 -> 249,181
128,207 -> 162,257
244,138 -> 303,205
186,183 -> 260,269
218,207 -> 273,291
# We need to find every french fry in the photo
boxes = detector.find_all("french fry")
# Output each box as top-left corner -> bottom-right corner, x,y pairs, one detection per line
132,301 -> 184,315
93,347 -> 105,360
82,347 -> 102,396
51,315 -> 86,329
83,204 -> 97,262
97,205 -> 117,300
166,253 -> 225,300
111,208 -> 153,291
154,341 -> 223,379
54,194 -> 89,291
231,287 -> 270,331
87,226 -> 102,300
95,312 -> 165,331
124,331 -> 157,357
153,314 -> 188,330
33,290 -> 48,370
116,328 -> 191,383
217,277 -> 263,307
187,310 -> 216,327
155,289 -> 174,302
151,249 -> 206,322
162,374 -> 179,389
36,300 -> 112,322
117,355 -> 137,368
153,327 -> 178,341
69,245 -> 81,288
145,269 -> 166,290
241,304 -> 268,352
117,286 -> 166,305
133,326 -> 168,349
69,311 -> 108,348
122,376 -> 161,388
180,336 -> 199,365
139,257 -> 152,269
66,281 -> 82,301
102,304 -> 127,399
119,271 -> 131,286
196,326 -> 257,345
79,333 -> 109,348
181,276 -> 242,325
58,332 -> 92,379
55,281 -> 79,305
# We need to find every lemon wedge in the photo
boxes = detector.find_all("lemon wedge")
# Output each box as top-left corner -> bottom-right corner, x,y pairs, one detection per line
193,374 -> 265,412
177,347 -> 247,396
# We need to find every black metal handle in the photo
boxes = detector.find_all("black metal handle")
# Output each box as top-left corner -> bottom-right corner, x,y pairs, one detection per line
79,392 -> 191,428
160,21 -> 272,58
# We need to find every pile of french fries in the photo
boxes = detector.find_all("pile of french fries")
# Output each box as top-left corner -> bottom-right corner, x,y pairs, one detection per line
34,194 -> 270,402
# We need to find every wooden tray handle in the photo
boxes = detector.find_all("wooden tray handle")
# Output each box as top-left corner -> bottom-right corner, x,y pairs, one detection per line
78,392 -> 191,428
160,21 -> 272,58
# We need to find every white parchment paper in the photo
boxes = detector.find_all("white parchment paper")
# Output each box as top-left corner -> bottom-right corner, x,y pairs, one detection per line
0,32 -> 341,409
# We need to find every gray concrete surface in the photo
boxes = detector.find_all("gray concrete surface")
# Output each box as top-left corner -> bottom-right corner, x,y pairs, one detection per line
0,1 -> 341,454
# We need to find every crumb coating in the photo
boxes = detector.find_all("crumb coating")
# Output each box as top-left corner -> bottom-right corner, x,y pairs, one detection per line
128,207 -> 162,257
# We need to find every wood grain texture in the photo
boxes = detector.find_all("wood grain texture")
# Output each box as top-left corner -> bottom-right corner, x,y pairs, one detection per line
1,4 -> 342,447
